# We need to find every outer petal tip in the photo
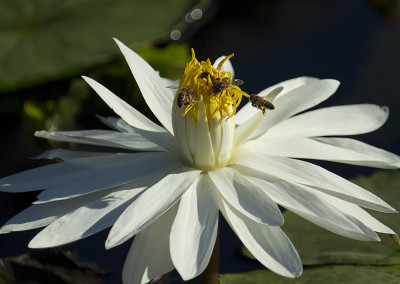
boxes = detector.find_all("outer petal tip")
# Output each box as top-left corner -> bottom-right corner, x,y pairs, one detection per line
113,37 -> 121,44
81,75 -> 92,84
28,238 -> 47,249
392,234 -> 400,245
0,227 -> 10,234
323,79 -> 340,92
382,105 -> 389,116
105,239 -> 114,250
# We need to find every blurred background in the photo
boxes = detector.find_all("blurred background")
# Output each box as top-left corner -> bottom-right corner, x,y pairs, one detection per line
0,0 -> 400,283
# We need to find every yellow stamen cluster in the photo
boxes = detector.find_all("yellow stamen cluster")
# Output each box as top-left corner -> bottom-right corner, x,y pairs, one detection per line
178,49 -> 249,121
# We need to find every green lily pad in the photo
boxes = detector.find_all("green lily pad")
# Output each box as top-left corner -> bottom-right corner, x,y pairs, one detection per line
0,0 -> 203,92
220,265 -> 400,284
283,170 -> 400,266
242,170 -> 400,266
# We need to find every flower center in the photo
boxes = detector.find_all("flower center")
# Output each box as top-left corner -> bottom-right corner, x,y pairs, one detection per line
172,50 -> 249,171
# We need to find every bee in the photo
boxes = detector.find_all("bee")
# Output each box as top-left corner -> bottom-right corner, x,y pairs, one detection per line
199,72 -> 211,80
249,94 -> 275,115
249,86 -> 283,115
167,86 -> 195,108
212,77 -> 244,95
176,86 -> 195,108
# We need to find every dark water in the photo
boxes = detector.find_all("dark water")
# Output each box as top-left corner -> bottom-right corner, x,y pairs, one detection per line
1,0 -> 400,283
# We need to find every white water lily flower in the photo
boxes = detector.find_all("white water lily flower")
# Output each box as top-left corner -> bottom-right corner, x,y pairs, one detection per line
1,38 -> 399,283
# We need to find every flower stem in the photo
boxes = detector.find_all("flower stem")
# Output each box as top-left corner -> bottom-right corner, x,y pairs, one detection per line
200,226 -> 220,284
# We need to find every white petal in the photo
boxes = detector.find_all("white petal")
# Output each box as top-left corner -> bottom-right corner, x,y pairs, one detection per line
218,116 -> 235,166
114,39 -> 174,133
1,152 -> 179,203
235,77 -> 319,125
266,104 -> 389,138
319,193 -> 396,235
96,115 -> 136,132
35,129 -> 167,151
122,204 -> 178,284
234,88 -> 280,147
234,165 -> 381,241
82,76 -> 165,133
209,168 -> 283,226
233,153 -> 396,213
170,174 -> 219,280
213,55 -> 235,78
194,98 -> 215,169
37,152 -> 179,203
239,79 -> 340,141
242,137 -> 400,168
161,77 -> 180,90
315,137 -> 400,169
27,173 -> 166,248
172,97 -> 193,165
96,115 -> 175,151
185,110 -> 197,156
209,113 -> 222,158
106,168 -> 201,249
0,189 -> 111,234
219,198 -> 303,278
33,148 -> 113,161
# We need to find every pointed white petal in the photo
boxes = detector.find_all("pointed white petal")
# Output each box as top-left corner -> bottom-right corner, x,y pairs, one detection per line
242,137 -> 400,168
96,115 -> 175,151
319,193 -> 396,235
28,173 -> 166,248
35,129 -> 167,151
235,166 -> 381,241
218,116 -> 235,166
242,137 -> 365,160
209,168 -> 283,226
161,77 -> 180,90
266,104 -> 389,138
234,88 -> 281,147
213,55 -> 235,78
96,115 -> 136,132
106,168 -> 201,248
114,39 -> 174,133
209,114 -> 222,158
172,97 -> 193,165
122,204 -> 177,284
194,98 -> 215,169
237,79 -> 340,141
219,198 -> 303,278
235,77 -> 319,125
185,110 -> 197,155
233,153 -> 396,213
170,174 -> 219,280
82,76 -> 165,133
315,137 -> 400,169
33,148 -> 113,161
35,152 -> 179,203
1,152 -> 179,203
0,189 -> 111,234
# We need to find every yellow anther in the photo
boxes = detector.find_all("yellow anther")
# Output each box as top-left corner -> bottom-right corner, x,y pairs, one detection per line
176,50 -> 248,119
217,53 -> 234,71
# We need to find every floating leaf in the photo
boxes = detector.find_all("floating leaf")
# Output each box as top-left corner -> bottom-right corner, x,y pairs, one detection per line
242,170 -> 400,266
282,170 -> 400,266
220,265 -> 400,284
0,0 -> 203,92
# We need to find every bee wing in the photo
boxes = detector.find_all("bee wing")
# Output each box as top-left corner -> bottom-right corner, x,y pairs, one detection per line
231,79 -> 244,86
264,86 -> 284,101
